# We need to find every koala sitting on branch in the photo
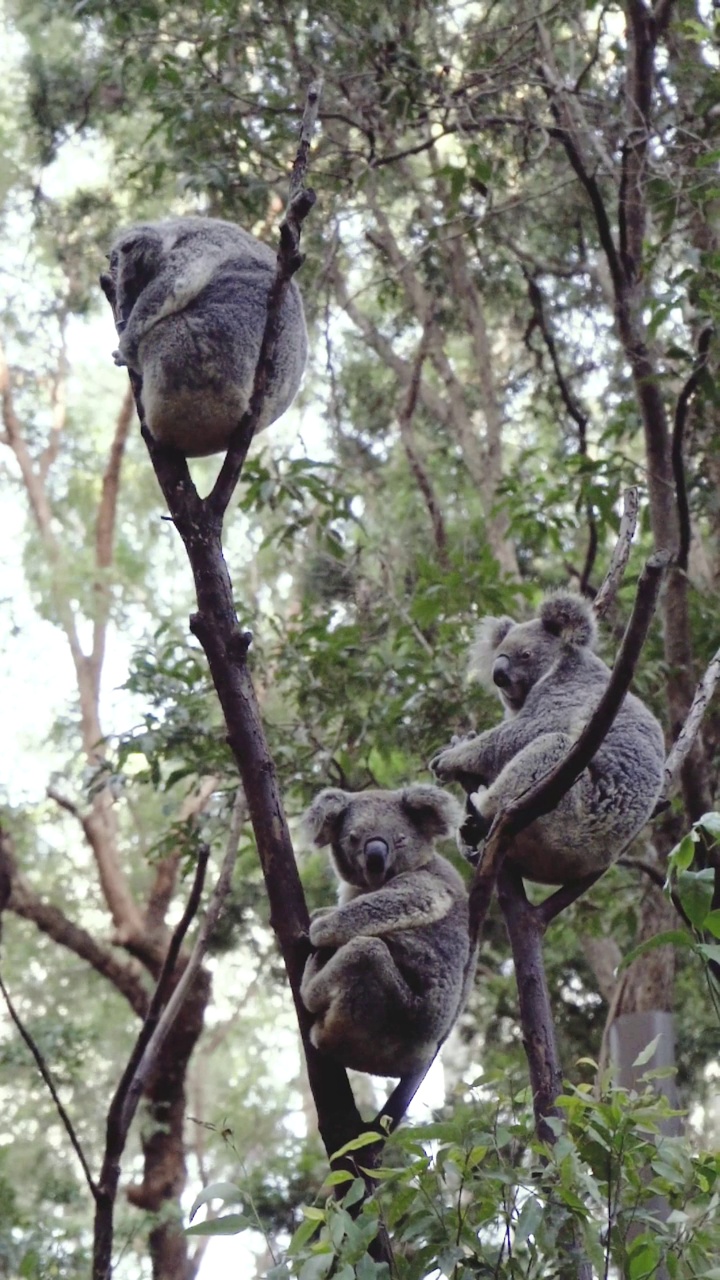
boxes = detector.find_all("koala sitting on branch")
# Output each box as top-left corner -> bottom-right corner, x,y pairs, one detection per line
301,786 -> 474,1078
431,592 -> 665,885
104,216 -> 307,457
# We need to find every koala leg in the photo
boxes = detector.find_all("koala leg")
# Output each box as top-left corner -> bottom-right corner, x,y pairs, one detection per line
301,937 -> 435,1076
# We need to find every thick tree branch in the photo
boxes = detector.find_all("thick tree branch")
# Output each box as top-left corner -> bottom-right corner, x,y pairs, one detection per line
101,83 -> 381,1191
1,827 -> 149,1018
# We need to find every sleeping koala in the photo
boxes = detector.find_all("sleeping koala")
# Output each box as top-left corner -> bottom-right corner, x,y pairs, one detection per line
102,216 -> 307,456
301,785 -> 473,1077
431,592 -> 665,885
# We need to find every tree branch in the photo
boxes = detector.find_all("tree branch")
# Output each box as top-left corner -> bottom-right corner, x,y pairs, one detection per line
592,486 -> 640,619
0,968 -> 99,1202
93,843 -> 210,1280
1,826 -> 149,1018
671,324 -> 713,573
397,322 -> 449,569
663,644 -> 720,797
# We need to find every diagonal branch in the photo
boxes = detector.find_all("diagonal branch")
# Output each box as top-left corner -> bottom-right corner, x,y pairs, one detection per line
2,826 -> 149,1018
0,969 -> 99,1201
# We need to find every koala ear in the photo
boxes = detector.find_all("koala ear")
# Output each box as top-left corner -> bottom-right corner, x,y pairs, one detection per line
401,786 -> 463,840
540,592 -> 597,647
468,615 -> 516,687
303,789 -> 350,847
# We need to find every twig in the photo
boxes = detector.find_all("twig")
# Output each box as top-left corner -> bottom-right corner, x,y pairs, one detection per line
0,969 -> 99,1201
397,321 -> 449,568
120,791 -> 246,1132
523,270 -> 597,592
664,645 -> 720,797
93,844 -> 211,1280
208,80 -> 321,518
592,486 -> 640,619
672,325 -> 713,573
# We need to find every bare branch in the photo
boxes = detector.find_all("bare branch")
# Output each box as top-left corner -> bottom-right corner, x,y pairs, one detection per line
93,843 -> 211,1280
664,645 -> 720,796
208,80 -> 321,518
592,486 -> 640,619
0,969 -> 99,1201
120,792 -> 246,1133
672,324 -> 713,573
2,826 -> 149,1018
397,323 -> 449,569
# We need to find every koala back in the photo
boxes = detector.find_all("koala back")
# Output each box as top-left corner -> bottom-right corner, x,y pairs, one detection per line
107,216 -> 307,456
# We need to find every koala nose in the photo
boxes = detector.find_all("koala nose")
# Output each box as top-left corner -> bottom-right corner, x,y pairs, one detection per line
492,655 -> 512,689
364,838 -> 389,877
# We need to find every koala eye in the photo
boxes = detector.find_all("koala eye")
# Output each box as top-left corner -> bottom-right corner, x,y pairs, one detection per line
519,650 -> 531,661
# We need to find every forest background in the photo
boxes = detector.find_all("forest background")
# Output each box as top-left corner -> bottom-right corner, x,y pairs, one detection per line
0,0 -> 719,1277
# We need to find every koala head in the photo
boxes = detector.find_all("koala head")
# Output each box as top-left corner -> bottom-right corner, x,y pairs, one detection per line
104,224 -> 168,325
304,785 -> 462,891
469,592 -> 597,714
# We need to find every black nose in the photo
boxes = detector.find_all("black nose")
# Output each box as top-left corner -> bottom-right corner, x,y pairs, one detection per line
492,655 -> 512,689
365,838 -> 389,876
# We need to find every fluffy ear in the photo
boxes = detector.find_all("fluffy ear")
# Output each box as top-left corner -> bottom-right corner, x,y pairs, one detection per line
468,615 -> 516,687
401,785 -> 463,840
303,789 -> 350,847
540,592 -> 597,647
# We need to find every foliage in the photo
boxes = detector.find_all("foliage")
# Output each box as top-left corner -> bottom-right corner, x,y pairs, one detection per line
188,1069 -> 720,1280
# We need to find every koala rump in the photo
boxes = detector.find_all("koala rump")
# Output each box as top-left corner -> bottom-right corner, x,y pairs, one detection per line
300,785 -> 474,1077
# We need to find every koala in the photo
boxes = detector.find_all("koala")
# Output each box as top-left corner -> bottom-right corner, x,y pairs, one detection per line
300,785 -> 474,1078
103,216 -> 307,456
430,592 -> 665,885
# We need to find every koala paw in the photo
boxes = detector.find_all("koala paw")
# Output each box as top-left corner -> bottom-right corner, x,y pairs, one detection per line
309,913 -> 337,948
112,347 -> 128,367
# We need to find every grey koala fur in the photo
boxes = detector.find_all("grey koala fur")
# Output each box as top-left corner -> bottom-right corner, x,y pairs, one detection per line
430,592 -> 665,885
105,216 -> 307,456
300,785 -> 474,1077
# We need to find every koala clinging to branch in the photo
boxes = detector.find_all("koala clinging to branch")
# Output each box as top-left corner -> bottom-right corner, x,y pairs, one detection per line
430,592 -> 665,885
301,786 -> 474,1078
103,216 -> 307,457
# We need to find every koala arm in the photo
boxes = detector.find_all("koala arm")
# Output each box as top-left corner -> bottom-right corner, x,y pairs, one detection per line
308,872 -> 456,949
430,727 -> 505,786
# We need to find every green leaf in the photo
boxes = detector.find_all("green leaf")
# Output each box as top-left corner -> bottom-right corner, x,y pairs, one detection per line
633,1034 -> 662,1067
189,1180 -> 242,1220
514,1195 -> 543,1244
298,1254 -> 334,1280
667,832 -> 698,873
676,869 -> 715,927
618,930 -> 695,970
698,944 -> 720,965
703,910 -> 720,939
185,1212 -> 250,1236
697,812 -> 720,837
